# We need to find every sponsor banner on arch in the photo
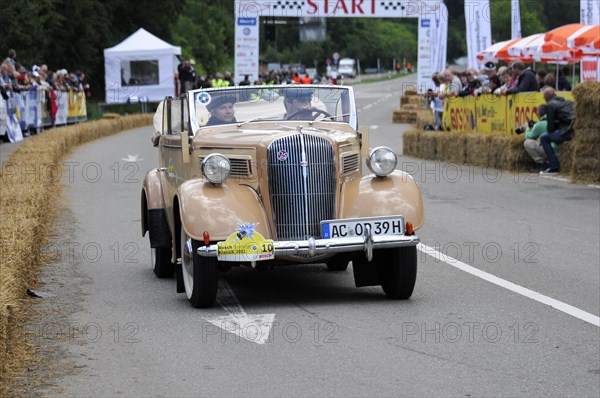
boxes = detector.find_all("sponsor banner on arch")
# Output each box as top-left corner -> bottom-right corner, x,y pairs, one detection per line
234,0 -> 448,86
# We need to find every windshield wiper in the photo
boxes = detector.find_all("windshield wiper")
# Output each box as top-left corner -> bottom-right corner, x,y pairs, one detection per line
237,116 -> 279,128
317,112 -> 353,122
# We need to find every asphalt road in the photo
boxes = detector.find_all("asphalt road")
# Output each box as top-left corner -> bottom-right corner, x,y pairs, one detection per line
25,76 -> 599,397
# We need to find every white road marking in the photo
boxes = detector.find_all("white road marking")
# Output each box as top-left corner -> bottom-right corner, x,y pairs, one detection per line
121,154 -> 142,162
369,125 -> 379,130
418,243 -> 600,327
203,280 -> 276,344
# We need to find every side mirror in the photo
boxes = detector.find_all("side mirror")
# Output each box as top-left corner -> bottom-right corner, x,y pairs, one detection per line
151,132 -> 160,147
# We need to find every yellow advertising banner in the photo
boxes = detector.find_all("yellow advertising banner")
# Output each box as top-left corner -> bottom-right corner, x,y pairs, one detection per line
506,92 -> 543,134
68,91 -> 87,118
476,94 -> 508,134
441,96 -> 477,132
443,91 -> 576,135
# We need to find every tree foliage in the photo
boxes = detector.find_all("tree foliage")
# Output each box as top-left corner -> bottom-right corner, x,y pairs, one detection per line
0,0 -> 183,98
0,0 -> 583,98
171,1 -> 235,75
260,18 -> 417,72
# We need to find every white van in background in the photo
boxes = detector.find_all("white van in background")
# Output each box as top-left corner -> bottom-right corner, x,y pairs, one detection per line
337,58 -> 357,78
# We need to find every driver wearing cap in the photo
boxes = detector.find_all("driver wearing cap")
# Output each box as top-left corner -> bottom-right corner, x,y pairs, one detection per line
205,94 -> 237,126
283,88 -> 314,120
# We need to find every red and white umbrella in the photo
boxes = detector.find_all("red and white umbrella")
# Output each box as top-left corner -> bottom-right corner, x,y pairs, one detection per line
477,39 -> 523,63
541,23 -> 589,60
506,33 -> 545,60
567,24 -> 600,55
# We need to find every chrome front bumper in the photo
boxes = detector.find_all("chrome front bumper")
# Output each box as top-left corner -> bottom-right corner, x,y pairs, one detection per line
197,233 -> 420,262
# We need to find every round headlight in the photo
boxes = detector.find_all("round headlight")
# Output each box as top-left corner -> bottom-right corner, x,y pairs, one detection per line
202,154 -> 231,184
367,147 -> 397,176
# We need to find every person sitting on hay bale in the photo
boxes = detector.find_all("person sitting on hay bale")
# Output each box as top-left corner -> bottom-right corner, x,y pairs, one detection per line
539,87 -> 575,175
520,105 -> 555,173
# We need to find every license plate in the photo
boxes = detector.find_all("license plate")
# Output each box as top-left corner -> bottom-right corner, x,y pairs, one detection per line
320,216 -> 404,239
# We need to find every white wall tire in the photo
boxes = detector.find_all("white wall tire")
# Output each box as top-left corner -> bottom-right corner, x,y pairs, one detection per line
151,246 -> 173,278
180,229 -> 218,308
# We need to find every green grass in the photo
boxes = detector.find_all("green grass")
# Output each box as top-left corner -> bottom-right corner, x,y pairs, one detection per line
86,100 -> 159,120
344,71 -> 412,85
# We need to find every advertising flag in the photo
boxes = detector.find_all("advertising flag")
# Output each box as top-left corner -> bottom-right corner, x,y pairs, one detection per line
580,0 -> 600,82
511,0 -> 522,39
465,0 -> 492,68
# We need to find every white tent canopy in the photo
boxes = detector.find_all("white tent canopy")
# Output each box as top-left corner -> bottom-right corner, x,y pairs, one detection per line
104,28 -> 181,103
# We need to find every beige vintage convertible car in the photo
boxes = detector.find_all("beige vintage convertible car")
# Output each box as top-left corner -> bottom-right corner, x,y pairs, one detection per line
141,85 -> 423,308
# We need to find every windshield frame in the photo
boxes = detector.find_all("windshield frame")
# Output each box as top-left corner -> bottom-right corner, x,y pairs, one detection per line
187,84 -> 357,135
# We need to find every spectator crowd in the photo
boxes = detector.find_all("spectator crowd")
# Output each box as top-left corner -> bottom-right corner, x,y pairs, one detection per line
0,49 -> 89,136
424,60 -> 575,176
177,58 -> 336,95
425,61 -> 573,131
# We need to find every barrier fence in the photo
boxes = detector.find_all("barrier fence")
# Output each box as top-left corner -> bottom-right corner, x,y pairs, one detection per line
0,89 -> 87,142
441,92 -> 575,135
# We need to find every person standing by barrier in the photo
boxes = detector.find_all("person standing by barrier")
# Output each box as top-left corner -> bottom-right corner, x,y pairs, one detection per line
539,87 -> 575,175
428,72 -> 444,130
440,69 -> 461,98
5,49 -> 16,67
502,62 -> 539,95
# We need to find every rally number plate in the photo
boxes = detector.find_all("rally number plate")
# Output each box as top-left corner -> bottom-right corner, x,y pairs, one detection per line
320,216 -> 405,239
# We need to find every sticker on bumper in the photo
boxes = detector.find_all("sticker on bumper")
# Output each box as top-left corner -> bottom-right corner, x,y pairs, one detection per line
217,223 -> 274,262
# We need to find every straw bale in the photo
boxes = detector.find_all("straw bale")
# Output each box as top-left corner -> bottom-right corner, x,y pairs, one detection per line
103,112 -> 122,119
403,130 -> 420,156
416,110 -> 434,130
573,139 -> 600,159
401,95 -> 423,107
450,134 -> 469,164
556,141 -> 574,174
0,113 -> 152,384
464,133 -> 494,167
405,88 -> 418,96
573,81 -> 600,118
416,131 -> 437,159
575,119 -> 600,131
400,104 -> 419,112
502,135 -> 530,171
393,109 -> 417,124
570,158 -> 600,183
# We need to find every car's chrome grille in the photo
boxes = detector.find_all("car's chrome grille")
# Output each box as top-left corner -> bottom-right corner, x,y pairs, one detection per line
268,134 -> 336,240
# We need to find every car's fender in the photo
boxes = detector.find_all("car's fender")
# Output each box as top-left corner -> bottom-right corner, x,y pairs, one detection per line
141,169 -> 171,245
177,179 -> 271,242
339,171 -> 424,230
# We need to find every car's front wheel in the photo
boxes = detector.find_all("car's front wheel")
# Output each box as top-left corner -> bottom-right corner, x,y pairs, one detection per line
376,246 -> 417,299
151,246 -> 173,278
181,229 -> 218,308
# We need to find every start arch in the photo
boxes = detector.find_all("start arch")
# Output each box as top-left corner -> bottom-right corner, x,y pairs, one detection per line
234,0 -> 448,91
